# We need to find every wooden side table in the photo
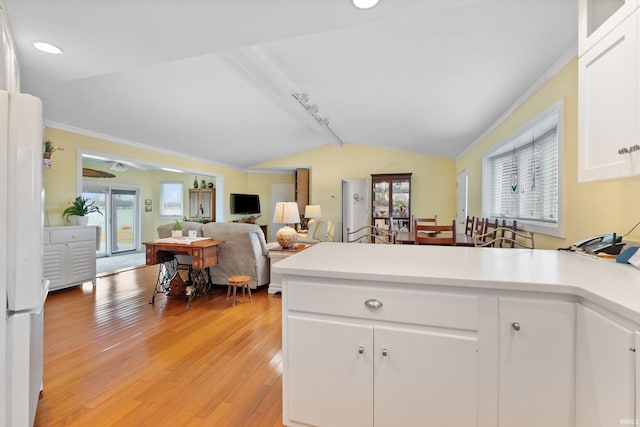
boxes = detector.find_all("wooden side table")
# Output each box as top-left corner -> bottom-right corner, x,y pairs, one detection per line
268,244 -> 310,294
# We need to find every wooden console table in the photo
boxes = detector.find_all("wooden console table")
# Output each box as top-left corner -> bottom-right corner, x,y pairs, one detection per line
144,238 -> 224,306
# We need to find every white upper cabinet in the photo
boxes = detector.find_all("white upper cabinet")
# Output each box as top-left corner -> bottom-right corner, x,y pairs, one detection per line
578,12 -> 640,181
579,0 -> 638,56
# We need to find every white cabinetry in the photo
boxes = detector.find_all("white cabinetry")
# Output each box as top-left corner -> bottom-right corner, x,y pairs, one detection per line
284,280 -> 479,427
43,226 -> 96,291
498,298 -> 576,427
576,305 -> 638,427
579,0 -> 637,55
578,1 -> 640,182
579,12 -> 640,182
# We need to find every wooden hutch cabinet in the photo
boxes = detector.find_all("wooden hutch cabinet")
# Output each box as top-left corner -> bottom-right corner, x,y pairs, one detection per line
188,188 -> 215,222
371,173 -> 412,232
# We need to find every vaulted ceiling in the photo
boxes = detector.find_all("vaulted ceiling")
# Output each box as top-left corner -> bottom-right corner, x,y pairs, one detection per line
5,0 -> 577,169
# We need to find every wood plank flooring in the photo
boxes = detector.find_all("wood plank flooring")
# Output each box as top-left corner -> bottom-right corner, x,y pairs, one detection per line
35,265 -> 284,427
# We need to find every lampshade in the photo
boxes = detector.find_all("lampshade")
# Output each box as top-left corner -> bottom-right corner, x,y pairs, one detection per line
273,202 -> 300,249
273,202 -> 300,224
304,205 -> 322,219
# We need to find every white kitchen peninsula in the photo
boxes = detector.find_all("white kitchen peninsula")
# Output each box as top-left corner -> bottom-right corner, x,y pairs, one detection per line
274,242 -> 640,427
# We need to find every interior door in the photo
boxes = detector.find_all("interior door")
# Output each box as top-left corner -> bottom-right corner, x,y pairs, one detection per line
456,170 -> 468,229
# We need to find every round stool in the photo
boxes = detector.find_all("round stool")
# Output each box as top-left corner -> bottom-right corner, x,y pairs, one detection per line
227,275 -> 252,306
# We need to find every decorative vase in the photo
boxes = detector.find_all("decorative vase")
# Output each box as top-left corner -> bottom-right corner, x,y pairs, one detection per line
171,230 -> 182,239
43,152 -> 52,169
67,215 -> 78,225
193,177 -> 198,188
76,216 -> 89,226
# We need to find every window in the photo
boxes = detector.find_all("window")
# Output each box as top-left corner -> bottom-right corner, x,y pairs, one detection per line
482,100 -> 564,237
159,182 -> 183,217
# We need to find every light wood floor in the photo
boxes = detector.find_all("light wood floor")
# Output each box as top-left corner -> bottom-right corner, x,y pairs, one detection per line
35,265 -> 284,427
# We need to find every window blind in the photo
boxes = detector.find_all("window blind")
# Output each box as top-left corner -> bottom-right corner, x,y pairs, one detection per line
159,182 -> 184,216
487,123 -> 558,225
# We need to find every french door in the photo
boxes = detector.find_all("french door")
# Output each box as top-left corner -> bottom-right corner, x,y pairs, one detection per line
83,184 -> 141,257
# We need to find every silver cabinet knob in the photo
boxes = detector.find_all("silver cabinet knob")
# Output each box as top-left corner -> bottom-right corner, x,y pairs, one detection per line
382,348 -> 388,357
364,299 -> 383,309
512,322 -> 521,331
358,346 -> 364,354
631,144 -> 640,152
619,147 -> 630,155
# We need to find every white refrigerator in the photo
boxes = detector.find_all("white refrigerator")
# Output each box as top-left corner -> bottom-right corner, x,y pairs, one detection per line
0,90 -> 48,427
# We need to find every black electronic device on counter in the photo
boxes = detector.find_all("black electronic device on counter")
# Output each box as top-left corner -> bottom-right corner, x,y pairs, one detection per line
574,233 -> 625,255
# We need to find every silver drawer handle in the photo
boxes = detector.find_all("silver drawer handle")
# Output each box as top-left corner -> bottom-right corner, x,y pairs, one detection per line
382,348 -> 388,357
619,147 -> 630,155
512,322 -> 521,331
631,144 -> 640,152
358,346 -> 364,354
364,299 -> 383,309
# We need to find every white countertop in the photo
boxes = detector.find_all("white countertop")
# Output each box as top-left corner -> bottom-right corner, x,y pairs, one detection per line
273,242 -> 640,323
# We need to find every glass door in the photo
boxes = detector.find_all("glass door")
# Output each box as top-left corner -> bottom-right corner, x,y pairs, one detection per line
110,189 -> 138,254
83,185 -> 140,256
83,186 -> 107,257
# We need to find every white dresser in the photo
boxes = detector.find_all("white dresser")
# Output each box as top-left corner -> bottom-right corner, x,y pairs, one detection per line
43,226 -> 97,291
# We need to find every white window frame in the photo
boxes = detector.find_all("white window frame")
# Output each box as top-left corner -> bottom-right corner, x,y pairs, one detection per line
159,181 -> 184,218
482,99 -> 564,238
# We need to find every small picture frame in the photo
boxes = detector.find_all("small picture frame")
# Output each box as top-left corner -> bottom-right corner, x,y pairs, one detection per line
145,199 -> 152,206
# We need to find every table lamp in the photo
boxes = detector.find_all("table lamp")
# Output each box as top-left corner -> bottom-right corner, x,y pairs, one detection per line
304,204 -> 322,229
274,202 -> 300,249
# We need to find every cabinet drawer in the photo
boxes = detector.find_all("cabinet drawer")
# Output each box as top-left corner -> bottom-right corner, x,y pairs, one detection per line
287,280 -> 478,330
48,227 -> 95,244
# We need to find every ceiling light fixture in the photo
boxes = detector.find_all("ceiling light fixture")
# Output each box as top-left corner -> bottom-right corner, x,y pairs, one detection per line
33,41 -> 64,55
110,162 -> 129,172
292,91 -> 344,146
352,0 -> 379,9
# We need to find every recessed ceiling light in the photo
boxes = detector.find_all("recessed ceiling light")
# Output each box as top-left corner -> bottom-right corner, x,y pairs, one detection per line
33,41 -> 64,55
352,0 -> 379,9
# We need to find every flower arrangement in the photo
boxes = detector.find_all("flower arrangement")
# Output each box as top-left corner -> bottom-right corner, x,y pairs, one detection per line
43,141 -> 63,168
44,140 -> 63,154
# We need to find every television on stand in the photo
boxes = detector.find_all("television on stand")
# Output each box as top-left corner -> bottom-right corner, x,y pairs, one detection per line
230,193 -> 261,215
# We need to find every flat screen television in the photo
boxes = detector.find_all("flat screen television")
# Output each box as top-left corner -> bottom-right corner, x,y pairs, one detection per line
230,193 -> 261,215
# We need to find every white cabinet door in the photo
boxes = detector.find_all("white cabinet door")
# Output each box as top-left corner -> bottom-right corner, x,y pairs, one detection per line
66,240 -> 96,285
576,305 -> 635,427
498,298 -> 575,427
579,0 -> 638,55
287,316 -> 373,427
43,244 -> 65,290
374,325 -> 478,427
579,13 -> 638,182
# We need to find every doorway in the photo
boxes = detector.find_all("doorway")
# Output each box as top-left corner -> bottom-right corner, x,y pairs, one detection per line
456,170 -> 469,230
83,184 -> 141,257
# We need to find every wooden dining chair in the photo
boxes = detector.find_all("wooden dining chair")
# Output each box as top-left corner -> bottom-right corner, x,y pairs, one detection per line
412,215 -> 438,226
497,220 -> 518,248
474,223 -> 535,249
465,216 -> 475,236
414,219 -> 456,246
474,217 -> 486,238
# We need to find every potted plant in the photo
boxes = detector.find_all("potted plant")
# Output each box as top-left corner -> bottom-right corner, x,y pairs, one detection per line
63,196 -> 102,226
171,220 -> 183,239
43,140 -> 63,168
